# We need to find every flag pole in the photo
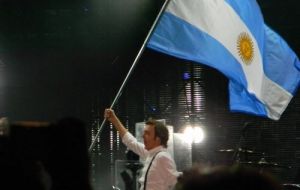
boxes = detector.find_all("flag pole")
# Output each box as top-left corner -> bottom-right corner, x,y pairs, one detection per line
89,0 -> 171,152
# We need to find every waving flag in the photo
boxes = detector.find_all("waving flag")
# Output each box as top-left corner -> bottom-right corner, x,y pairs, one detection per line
147,0 -> 300,120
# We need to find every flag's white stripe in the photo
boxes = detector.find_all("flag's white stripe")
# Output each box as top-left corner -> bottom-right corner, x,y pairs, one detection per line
167,0 -> 263,95
262,75 -> 292,119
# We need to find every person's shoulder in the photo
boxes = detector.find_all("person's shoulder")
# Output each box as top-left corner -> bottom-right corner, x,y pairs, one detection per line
156,151 -> 173,160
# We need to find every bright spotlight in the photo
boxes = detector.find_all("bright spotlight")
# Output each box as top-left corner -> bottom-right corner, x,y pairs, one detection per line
192,126 -> 204,143
183,125 -> 205,144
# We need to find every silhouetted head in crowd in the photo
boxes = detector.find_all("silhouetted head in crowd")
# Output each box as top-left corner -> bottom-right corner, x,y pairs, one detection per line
175,164 -> 283,190
0,117 -> 92,190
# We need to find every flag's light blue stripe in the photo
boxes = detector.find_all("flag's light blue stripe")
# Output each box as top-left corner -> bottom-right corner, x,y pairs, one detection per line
148,12 -> 268,117
263,25 -> 300,94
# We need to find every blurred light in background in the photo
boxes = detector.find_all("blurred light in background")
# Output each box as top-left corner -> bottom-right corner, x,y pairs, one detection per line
182,72 -> 191,80
182,125 -> 205,144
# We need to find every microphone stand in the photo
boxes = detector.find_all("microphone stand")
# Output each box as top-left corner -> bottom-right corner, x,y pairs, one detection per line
231,122 -> 251,164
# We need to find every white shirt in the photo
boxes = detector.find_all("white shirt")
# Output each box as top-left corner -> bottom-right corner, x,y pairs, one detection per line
122,132 -> 179,190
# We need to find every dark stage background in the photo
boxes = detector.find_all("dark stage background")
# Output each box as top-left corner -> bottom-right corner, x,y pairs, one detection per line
0,0 -> 300,189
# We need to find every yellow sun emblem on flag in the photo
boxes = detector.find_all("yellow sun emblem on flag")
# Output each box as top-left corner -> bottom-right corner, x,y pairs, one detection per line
237,32 -> 254,65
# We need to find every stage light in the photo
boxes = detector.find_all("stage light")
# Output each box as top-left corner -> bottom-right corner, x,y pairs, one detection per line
192,125 -> 204,143
183,125 -> 205,144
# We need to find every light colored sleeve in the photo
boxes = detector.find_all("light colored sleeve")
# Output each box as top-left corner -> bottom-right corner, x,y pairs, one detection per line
122,132 -> 148,159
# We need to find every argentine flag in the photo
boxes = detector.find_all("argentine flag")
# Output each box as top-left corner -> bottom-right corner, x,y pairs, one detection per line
147,0 -> 300,120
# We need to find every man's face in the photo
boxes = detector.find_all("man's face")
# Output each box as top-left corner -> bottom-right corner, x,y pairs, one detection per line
143,124 -> 161,150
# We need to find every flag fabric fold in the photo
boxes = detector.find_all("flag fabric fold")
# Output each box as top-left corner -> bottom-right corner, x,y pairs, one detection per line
147,0 -> 300,120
